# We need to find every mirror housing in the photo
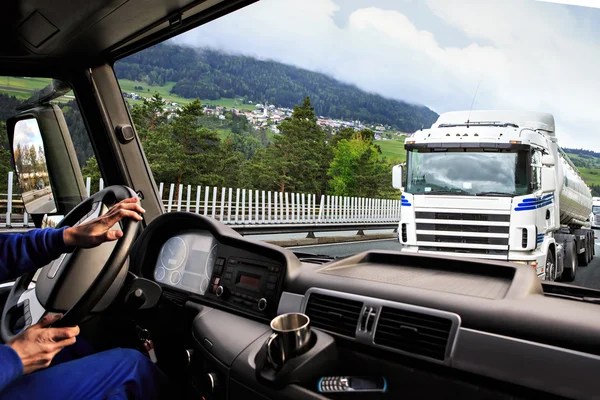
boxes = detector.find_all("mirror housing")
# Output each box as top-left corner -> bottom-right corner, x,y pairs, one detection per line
541,166 -> 556,193
10,118 -> 58,214
7,105 -> 87,215
392,164 -> 404,191
541,154 -> 555,167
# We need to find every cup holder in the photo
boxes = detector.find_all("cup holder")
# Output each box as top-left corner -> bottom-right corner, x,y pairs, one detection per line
255,328 -> 337,388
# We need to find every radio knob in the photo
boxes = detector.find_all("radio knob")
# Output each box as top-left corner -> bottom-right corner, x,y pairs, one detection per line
258,298 -> 267,311
216,286 -> 226,298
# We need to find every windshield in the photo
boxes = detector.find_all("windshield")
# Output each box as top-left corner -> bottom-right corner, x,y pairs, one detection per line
0,0 -> 591,291
594,206 -> 600,214
405,150 -> 530,196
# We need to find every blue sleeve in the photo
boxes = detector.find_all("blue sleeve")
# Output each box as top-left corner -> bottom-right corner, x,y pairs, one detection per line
0,227 -> 72,282
0,344 -> 22,391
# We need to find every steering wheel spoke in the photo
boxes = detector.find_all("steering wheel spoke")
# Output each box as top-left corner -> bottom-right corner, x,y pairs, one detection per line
17,287 -> 46,329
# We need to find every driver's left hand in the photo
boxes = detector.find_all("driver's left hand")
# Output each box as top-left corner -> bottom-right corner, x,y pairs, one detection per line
63,197 -> 145,248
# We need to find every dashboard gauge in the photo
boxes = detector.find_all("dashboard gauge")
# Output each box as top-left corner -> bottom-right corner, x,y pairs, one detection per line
200,277 -> 209,293
154,267 -> 166,281
205,245 -> 218,279
170,271 -> 182,285
161,237 -> 187,270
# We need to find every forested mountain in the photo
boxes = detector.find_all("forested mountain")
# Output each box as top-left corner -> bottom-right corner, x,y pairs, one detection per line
115,43 -> 438,132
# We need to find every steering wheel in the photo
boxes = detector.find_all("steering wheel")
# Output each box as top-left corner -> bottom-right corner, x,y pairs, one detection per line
0,185 -> 141,343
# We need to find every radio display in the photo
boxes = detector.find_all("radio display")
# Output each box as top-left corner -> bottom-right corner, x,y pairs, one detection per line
236,273 -> 261,291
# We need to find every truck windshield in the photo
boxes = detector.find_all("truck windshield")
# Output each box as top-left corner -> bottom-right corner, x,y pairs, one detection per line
405,149 -> 530,196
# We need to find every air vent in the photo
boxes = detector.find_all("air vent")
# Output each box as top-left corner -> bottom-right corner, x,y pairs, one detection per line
305,293 -> 363,338
374,306 -> 453,360
162,289 -> 188,306
522,228 -> 528,248
401,224 -> 407,242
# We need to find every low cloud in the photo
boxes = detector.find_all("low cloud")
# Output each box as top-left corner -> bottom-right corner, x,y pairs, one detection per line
174,0 -> 600,150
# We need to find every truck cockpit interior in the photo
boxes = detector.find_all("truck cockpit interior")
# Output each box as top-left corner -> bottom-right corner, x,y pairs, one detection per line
0,1 -> 599,399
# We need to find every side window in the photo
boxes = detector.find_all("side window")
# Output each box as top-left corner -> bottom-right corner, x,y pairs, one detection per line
0,77 -> 97,223
531,150 -> 542,191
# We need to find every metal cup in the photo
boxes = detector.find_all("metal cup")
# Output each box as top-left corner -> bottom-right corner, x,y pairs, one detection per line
266,313 -> 311,368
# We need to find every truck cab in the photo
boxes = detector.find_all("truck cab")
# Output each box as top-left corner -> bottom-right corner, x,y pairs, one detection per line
394,111 -> 594,281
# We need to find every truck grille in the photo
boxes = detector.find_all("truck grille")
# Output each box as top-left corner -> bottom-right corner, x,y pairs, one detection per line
416,212 -> 510,222
416,235 -> 508,246
415,210 -> 510,258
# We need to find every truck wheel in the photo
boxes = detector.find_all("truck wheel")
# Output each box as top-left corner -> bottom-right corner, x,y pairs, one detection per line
562,241 -> 578,282
545,250 -> 555,281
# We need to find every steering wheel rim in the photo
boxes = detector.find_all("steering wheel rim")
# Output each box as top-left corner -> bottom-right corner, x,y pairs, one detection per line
0,185 -> 140,342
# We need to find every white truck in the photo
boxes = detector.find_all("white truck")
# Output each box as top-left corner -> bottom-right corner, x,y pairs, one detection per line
392,110 -> 594,281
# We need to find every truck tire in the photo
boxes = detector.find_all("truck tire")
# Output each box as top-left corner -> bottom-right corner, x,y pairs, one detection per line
562,240 -> 578,282
545,250 -> 555,281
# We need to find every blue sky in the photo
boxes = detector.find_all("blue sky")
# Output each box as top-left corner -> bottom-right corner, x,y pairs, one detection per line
174,0 -> 600,150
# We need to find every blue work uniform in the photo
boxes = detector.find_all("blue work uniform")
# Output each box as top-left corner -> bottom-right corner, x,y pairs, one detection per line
0,227 -> 169,399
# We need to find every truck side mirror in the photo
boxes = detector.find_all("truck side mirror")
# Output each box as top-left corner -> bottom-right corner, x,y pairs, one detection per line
392,164 -> 404,191
541,154 -> 555,167
8,118 -> 58,214
541,166 -> 556,192
7,105 -> 86,216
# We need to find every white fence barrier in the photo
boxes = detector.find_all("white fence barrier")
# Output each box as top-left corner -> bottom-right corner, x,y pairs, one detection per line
150,182 -> 400,225
1,172 -> 401,230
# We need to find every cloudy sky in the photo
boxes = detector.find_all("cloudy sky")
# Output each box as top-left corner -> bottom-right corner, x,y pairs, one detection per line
174,0 -> 600,151
14,119 -> 43,150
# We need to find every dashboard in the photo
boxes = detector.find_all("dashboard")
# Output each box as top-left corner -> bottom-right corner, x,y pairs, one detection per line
133,213 -> 298,320
152,230 -> 286,316
129,212 -> 600,400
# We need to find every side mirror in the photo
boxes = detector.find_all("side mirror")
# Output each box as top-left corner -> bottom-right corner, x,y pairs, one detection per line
541,166 -> 556,192
392,164 -> 404,191
7,104 -> 87,216
541,154 -> 555,167
10,118 -> 57,214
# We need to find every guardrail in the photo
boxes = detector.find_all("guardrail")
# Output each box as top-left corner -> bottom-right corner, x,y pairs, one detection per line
154,182 -> 400,235
2,173 -> 401,235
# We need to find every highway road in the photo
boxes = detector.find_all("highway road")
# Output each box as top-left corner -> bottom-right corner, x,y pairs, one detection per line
290,234 -> 600,291
23,194 -> 56,214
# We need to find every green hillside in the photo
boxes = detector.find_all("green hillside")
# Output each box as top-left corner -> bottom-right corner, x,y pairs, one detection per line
118,79 -> 255,110
377,139 -> 406,163
115,43 -> 439,132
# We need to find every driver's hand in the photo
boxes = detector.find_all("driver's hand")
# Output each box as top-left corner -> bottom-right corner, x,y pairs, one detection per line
63,197 -> 145,248
7,314 -> 79,374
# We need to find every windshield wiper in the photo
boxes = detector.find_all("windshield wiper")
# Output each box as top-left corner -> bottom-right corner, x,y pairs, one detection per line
292,251 -> 340,264
475,191 -> 513,197
542,282 -> 600,304
544,292 -> 600,304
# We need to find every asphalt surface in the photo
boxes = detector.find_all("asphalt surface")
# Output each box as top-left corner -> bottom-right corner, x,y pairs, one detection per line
291,233 -> 600,291
572,230 -> 600,290
289,238 -> 401,258
24,195 -> 56,214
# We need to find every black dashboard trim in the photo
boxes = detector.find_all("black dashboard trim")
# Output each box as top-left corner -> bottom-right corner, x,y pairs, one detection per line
301,288 -> 461,365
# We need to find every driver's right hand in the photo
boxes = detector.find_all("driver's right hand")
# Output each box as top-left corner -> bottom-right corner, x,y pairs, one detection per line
7,314 -> 79,374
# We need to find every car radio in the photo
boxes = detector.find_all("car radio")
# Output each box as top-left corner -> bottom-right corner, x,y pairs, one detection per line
208,256 -> 283,314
